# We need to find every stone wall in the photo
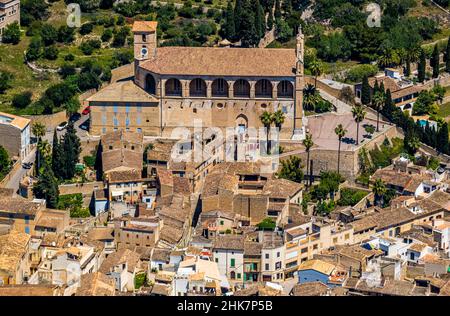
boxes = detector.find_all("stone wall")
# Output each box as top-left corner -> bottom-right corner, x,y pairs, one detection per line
58,182 -> 104,196
0,160 -> 21,188
0,123 -> 21,158
25,111 -> 67,132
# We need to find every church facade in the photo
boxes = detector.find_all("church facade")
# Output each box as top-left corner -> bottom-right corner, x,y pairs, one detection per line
88,21 -> 305,140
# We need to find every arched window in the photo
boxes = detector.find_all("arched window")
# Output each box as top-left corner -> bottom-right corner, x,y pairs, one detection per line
189,78 -> 207,97
145,74 -> 156,94
211,78 -> 228,97
255,79 -> 273,98
278,80 -> 294,98
233,79 -> 250,98
230,271 -> 236,280
165,78 -> 182,97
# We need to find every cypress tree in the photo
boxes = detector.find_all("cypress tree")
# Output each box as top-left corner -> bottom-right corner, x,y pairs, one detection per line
418,50 -> 426,83
383,89 -> 394,121
61,121 -> 81,179
373,80 -> 379,95
267,9 -> 274,30
254,0 -> 266,40
432,44 -> 440,78
51,129 -> 64,180
361,76 -> 371,105
437,122 -> 450,154
234,0 -> 244,33
239,0 -> 258,47
274,0 -> 282,20
224,0 -> 236,40
446,36 -> 450,73
33,162 -> 59,209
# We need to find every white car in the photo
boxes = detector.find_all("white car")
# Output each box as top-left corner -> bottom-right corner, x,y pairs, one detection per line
57,121 -> 68,131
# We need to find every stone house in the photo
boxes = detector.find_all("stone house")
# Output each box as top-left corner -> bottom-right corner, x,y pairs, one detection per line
0,0 -> 20,41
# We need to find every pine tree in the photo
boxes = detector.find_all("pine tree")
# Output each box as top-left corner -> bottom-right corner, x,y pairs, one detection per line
361,76 -> 371,105
432,44 -> 440,78
61,121 -> 81,179
446,36 -> 450,73
224,0 -> 236,40
51,129 -> 64,179
33,162 -> 59,209
418,50 -> 426,83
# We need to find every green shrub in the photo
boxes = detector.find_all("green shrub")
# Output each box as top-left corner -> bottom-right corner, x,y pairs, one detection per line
338,188 -> 368,206
257,218 -> 276,230
12,91 -> 33,108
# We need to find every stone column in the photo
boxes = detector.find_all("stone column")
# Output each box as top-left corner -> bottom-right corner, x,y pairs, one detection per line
206,80 -> 212,98
250,81 -> 256,99
228,80 -> 235,98
272,81 -> 279,100
182,80 -> 190,98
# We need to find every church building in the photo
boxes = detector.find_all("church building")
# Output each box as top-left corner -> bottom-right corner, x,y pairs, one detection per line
87,21 -> 305,140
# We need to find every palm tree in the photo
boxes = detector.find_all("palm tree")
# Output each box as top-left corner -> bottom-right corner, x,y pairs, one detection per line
372,91 -> 385,132
272,110 -> 285,131
378,48 -> 400,68
334,124 -> 347,175
405,46 -> 421,77
302,133 -> 314,186
32,122 -> 46,141
372,178 -> 387,207
406,135 -> 421,154
303,84 -> 319,111
309,59 -> 323,88
260,111 -> 273,155
352,104 -> 366,146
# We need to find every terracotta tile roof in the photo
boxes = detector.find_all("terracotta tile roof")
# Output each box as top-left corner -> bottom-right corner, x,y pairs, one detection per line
140,47 -> 297,77
408,242 -> 428,253
99,248 -> 141,274
262,178 -> 303,199
101,130 -> 143,146
87,227 -> 114,241
87,80 -> 158,103
428,190 -> 450,211
0,230 -> 30,276
371,169 -> 413,189
213,235 -> 244,251
351,207 -> 416,233
298,259 -> 336,275
147,141 -> 175,162
160,225 -> 183,244
151,283 -> 172,296
132,21 -> 158,33
368,77 -> 400,92
291,282 -> 329,296
106,168 -> 142,183
76,272 -> 116,296
244,241 -> 262,256
0,198 -> 43,216
102,150 -> 143,174
0,285 -> 59,296
151,248 -> 171,262
391,85 -> 423,100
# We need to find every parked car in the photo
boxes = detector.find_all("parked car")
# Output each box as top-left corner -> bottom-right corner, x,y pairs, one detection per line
82,106 -> 91,115
22,162 -> 33,169
57,121 -> 68,131
69,113 -> 81,122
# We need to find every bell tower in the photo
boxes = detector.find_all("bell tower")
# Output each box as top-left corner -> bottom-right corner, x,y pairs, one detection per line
132,21 -> 158,72
293,26 -> 305,140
